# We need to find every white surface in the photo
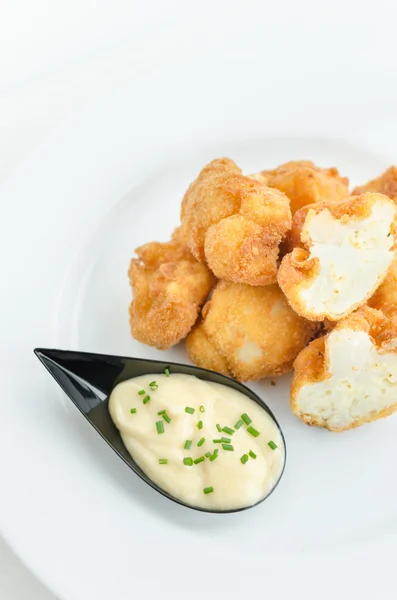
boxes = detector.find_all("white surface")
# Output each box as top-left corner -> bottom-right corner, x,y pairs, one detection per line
2,2 -> 397,599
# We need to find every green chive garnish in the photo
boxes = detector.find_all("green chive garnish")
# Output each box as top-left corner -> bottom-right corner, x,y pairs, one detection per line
222,426 -> 234,436
209,449 -> 219,462
216,424 -> 222,432
203,486 -> 214,495
183,457 -> 193,466
138,390 -> 146,395
247,426 -> 260,437
241,413 -> 252,425
162,413 -> 171,423
143,395 -> 150,404
197,437 -> 205,447
185,407 -> 195,414
205,452 -> 211,458
156,421 -> 164,434
159,458 -> 168,464
234,419 -> 243,430
157,409 -> 166,415
197,420 -> 203,430
194,456 -> 205,464
213,439 -> 222,443
184,440 -> 192,450
200,405 -> 205,413
249,450 -> 257,459
130,408 -> 137,414
220,437 -> 231,443
268,440 -> 278,450
165,367 -> 170,377
240,454 -> 249,464
222,444 -> 234,451
149,381 -> 158,390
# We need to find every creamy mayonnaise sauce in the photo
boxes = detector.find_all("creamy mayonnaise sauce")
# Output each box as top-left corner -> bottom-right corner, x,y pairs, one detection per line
300,201 -> 395,318
109,373 -> 285,510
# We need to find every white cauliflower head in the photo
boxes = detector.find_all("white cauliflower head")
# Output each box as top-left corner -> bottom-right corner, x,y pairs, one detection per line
291,307 -> 397,431
277,193 -> 397,321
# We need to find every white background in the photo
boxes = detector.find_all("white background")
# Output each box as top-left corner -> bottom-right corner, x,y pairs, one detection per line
1,1 -> 397,598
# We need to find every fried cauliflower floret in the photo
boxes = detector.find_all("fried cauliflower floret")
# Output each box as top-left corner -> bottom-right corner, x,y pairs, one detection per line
186,281 -> 318,381
128,230 -> 215,350
368,257 -> 397,324
251,160 -> 349,214
291,307 -> 397,431
353,166 -> 397,201
277,193 -> 397,322
180,158 -> 291,286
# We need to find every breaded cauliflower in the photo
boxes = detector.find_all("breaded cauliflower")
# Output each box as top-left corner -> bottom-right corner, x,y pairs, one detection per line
353,166 -> 397,201
251,160 -> 349,214
277,193 -> 396,322
291,307 -> 397,431
128,229 -> 215,350
186,281 -> 318,381
180,158 -> 292,286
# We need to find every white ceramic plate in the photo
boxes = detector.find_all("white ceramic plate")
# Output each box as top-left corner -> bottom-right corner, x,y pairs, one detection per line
2,54 -> 397,600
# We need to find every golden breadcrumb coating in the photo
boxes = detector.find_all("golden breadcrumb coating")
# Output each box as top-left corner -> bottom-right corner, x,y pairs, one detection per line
281,203 -> 316,254
291,307 -> 397,431
128,229 -> 215,350
251,160 -> 349,214
186,281 -> 318,381
180,158 -> 291,286
353,166 -> 397,201
368,257 -> 397,324
185,321 -> 230,375
277,193 -> 397,321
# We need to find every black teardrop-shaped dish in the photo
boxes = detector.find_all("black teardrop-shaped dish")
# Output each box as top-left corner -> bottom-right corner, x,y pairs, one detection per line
34,348 -> 286,514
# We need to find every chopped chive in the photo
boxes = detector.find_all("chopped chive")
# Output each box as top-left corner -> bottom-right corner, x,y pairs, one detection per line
197,420 -> 203,430
209,449 -> 219,462
240,454 -> 249,465
197,437 -> 205,447
200,405 -> 205,413
205,452 -> 211,458
241,413 -> 252,425
268,440 -> 278,450
216,423 -> 222,432
247,426 -> 260,437
249,450 -> 257,459
143,395 -> 150,404
234,419 -> 244,430
159,458 -> 168,464
138,390 -> 146,395
149,381 -> 158,390
213,439 -> 222,443
194,456 -> 205,464
157,409 -> 166,415
165,367 -> 170,377
130,408 -> 137,414
156,421 -> 164,434
184,440 -> 192,450
203,486 -> 214,495
185,407 -> 195,414
162,413 -> 171,423
222,444 -> 234,451
222,426 -> 234,436
183,457 -> 193,466
220,437 -> 231,443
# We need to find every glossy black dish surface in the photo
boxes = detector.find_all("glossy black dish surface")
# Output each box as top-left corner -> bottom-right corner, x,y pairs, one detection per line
34,348 -> 286,513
